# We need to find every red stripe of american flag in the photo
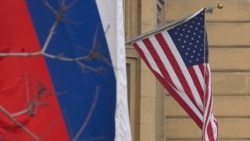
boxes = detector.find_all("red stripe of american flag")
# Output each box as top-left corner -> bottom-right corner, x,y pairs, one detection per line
188,66 -> 205,102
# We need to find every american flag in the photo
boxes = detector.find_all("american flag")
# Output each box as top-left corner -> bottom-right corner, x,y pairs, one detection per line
132,9 -> 218,141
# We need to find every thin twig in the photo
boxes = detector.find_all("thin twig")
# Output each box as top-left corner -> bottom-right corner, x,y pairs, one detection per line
0,81 -> 49,140
42,0 -> 57,14
11,109 -> 29,118
76,61 -> 104,73
42,52 -> 88,61
40,120 -> 59,140
0,52 -> 42,57
41,21 -> 59,53
61,0 -> 78,10
0,106 -> 40,141
11,83 -> 47,117
72,86 -> 100,141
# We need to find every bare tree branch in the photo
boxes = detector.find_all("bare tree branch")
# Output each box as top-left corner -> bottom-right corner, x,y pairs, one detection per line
42,0 -> 57,14
72,86 -> 100,141
0,77 -> 49,140
41,21 -> 58,53
0,106 -> 40,141
0,52 -> 42,57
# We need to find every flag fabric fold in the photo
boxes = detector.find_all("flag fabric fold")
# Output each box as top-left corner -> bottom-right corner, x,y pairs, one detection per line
132,8 -> 218,141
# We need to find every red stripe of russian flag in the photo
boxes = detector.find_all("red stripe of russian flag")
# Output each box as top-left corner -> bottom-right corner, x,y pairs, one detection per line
0,1 -> 69,140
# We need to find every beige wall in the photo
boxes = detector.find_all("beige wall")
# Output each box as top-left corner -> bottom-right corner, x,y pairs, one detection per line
126,0 -> 250,141
125,0 -> 159,141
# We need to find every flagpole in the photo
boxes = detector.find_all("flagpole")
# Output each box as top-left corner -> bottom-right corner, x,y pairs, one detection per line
125,3 -> 223,45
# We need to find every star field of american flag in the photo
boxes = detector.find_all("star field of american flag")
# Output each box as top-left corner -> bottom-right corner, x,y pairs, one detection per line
168,11 -> 208,67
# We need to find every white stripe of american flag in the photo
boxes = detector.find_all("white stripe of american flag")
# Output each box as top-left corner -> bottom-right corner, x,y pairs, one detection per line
193,65 -> 205,93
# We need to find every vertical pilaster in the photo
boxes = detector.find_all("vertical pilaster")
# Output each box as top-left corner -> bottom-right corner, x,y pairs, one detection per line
139,1 -> 157,141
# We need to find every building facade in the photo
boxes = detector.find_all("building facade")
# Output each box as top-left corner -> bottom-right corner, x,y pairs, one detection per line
125,0 -> 250,141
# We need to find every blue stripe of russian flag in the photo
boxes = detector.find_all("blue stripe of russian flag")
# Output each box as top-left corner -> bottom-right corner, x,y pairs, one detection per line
26,0 -> 131,140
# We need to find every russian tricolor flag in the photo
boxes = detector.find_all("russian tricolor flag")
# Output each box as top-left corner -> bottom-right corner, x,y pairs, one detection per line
0,0 -> 131,141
